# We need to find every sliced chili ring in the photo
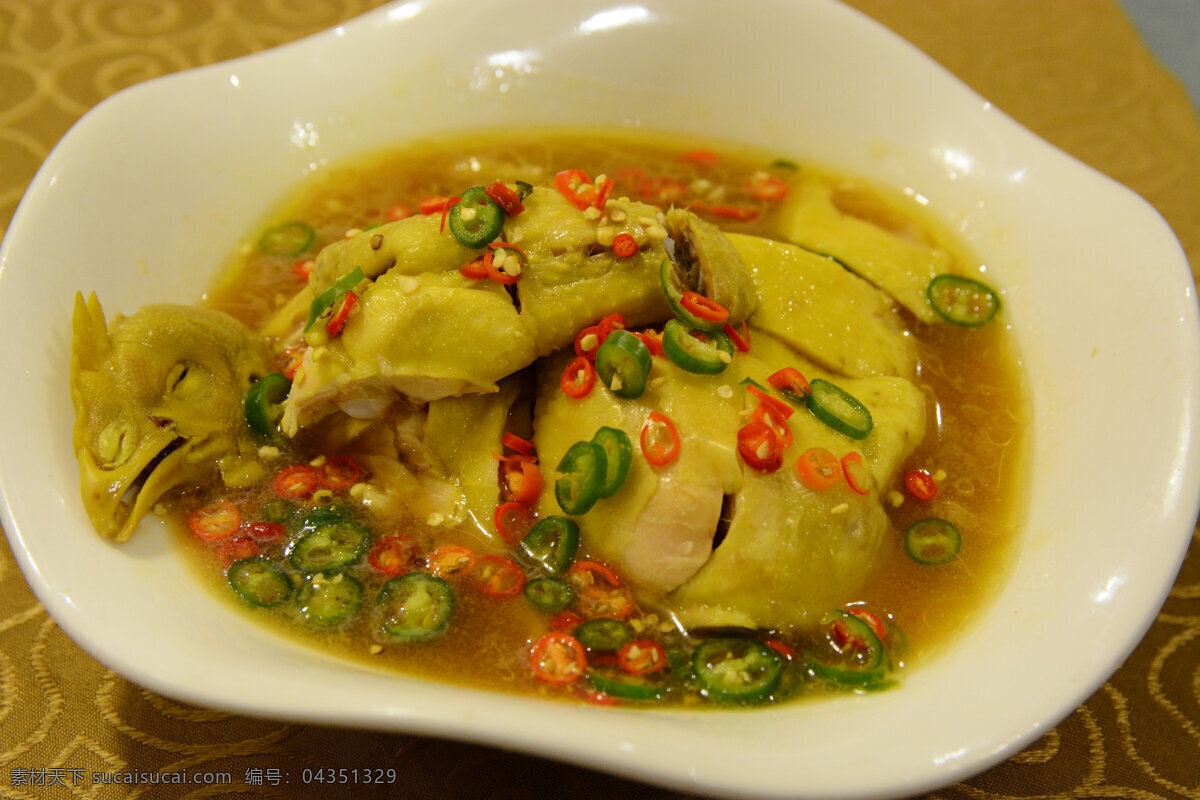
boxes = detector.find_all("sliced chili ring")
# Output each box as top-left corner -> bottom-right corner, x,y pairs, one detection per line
736,421 -> 783,472
618,639 -> 667,676
596,312 -> 627,341
752,399 -> 794,449
796,447 -> 842,490
519,516 -> 580,575
426,544 -> 477,578
319,455 -> 365,490
566,561 -> 635,620
419,196 -> 456,215
553,440 -> 607,515
905,518 -> 962,565
325,290 -> 357,336
189,500 -> 241,540
723,321 -> 751,352
661,319 -> 733,374
244,372 -> 291,441
640,412 -> 681,466
692,637 -> 782,704
636,329 -> 663,357
459,255 -> 489,279
574,325 -> 603,361
743,174 -> 789,201
500,457 -> 543,505
927,274 -> 1000,327
524,576 -> 574,611
272,464 -> 319,499
554,169 -> 598,211
377,573 -> 454,641
484,181 -> 525,216
483,243 -> 527,284
476,554 -> 526,598
611,232 -> 639,258
841,451 -> 873,495
591,426 -> 633,498
768,367 -> 812,405
367,534 -> 419,576
904,469 -> 938,501
501,432 -> 536,456
549,610 -> 584,632
560,356 -> 596,399
493,500 -> 535,544
594,329 -> 652,399
529,632 -> 586,685
807,379 -> 874,440
679,291 -> 730,325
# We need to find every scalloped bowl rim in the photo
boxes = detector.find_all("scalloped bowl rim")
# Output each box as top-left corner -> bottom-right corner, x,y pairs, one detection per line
1,1 -> 1197,798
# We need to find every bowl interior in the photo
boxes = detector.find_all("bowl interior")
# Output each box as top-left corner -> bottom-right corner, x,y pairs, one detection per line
1,1 -> 1197,798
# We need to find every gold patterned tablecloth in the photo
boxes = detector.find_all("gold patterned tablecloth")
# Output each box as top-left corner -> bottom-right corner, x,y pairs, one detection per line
2,1 -> 1198,798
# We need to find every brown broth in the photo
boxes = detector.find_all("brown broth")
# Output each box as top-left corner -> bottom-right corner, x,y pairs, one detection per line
187,129 -> 1028,702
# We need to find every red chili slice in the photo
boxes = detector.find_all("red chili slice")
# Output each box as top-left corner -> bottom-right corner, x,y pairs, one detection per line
723,321 -> 751,352
768,366 -> 812,400
459,255 -> 489,279
574,325 -> 603,361
188,499 -> 241,540
426,544 -> 477,578
679,291 -> 729,324
554,169 -> 598,211
493,501 -> 535,544
833,608 -> 889,652
291,258 -> 315,280
439,196 -> 461,234
484,181 -> 525,216
593,175 -> 614,210
752,400 -> 794,449
841,451 -> 873,495
246,521 -> 285,542
561,356 -> 596,399
216,535 -> 260,567
565,560 -> 636,620
904,469 -> 938,501
611,232 -> 639,258
476,554 -> 526,598
419,196 -> 456,215
325,290 -> 357,337
640,412 -> 681,466
272,464 -> 318,499
617,639 -> 667,676
746,383 -> 795,420
705,204 -> 760,222
529,632 -> 586,685
501,432 -> 536,456
796,447 -> 842,490
319,455 -> 365,490
500,457 -> 543,505
736,421 -> 784,472
743,174 -> 789,202
636,330 -> 664,357
368,534 -> 418,576
549,610 -> 584,632
764,638 -> 798,661
682,149 -> 720,167
597,312 -> 627,341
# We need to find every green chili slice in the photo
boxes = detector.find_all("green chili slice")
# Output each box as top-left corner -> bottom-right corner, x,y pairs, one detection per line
595,330 -> 652,399
289,517 -> 370,574
554,440 -> 607,515
448,186 -> 505,248
523,576 -> 574,611
304,266 -> 365,332
591,427 -> 633,497
803,609 -> 890,687
377,573 -> 454,642
259,221 -> 315,257
691,637 -> 782,704
659,258 -> 723,331
227,557 -> 292,608
904,518 -> 962,565
244,372 -> 291,440
586,669 -> 666,702
519,516 -> 580,575
806,379 -> 873,439
575,618 -> 634,651
662,318 -> 733,374
297,573 -> 363,627
927,274 -> 1000,327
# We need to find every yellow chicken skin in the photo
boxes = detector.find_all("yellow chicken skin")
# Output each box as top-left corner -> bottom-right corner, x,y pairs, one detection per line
70,293 -> 276,541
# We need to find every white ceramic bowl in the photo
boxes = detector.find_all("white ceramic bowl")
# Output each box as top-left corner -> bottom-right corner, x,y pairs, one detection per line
2,1 -> 1197,797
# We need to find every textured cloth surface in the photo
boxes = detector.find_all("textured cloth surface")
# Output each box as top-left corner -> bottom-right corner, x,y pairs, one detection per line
1,1 -> 1198,798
